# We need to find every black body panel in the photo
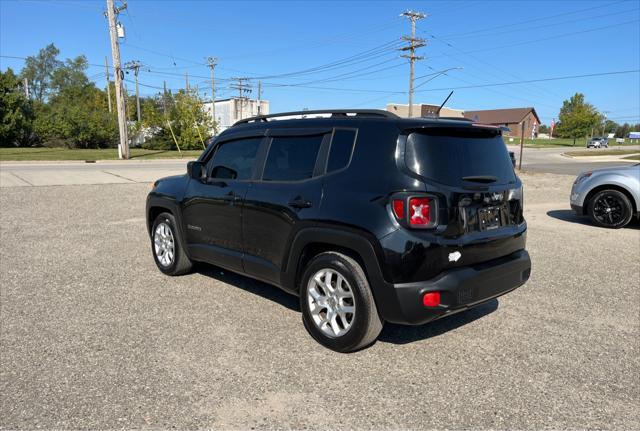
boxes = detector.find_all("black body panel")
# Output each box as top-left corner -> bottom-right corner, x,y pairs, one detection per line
145,114 -> 531,325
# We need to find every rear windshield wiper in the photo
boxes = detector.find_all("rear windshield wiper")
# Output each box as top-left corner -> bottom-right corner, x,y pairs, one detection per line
462,175 -> 498,183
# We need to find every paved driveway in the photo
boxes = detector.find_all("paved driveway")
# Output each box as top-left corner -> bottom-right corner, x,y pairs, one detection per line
0,173 -> 638,429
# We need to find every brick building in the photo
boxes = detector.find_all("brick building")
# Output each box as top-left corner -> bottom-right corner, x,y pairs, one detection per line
463,107 -> 541,138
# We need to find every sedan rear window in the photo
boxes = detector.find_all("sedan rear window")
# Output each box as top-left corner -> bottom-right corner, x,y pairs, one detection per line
405,127 -> 516,186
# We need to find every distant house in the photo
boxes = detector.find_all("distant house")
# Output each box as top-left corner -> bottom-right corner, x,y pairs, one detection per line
463,107 -> 540,138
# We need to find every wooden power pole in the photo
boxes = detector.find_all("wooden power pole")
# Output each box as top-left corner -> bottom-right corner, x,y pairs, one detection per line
104,56 -> 112,113
400,10 -> 426,118
125,60 -> 142,123
105,0 -> 129,159
207,57 -> 217,128
230,77 -> 250,120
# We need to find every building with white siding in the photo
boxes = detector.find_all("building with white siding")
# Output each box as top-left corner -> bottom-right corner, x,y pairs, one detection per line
203,98 -> 269,134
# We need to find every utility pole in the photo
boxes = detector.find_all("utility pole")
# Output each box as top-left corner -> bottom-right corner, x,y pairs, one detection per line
206,57 -> 217,126
601,111 -> 609,136
104,56 -> 112,113
125,60 -> 142,123
185,71 -> 190,92
230,77 -> 250,120
105,0 -> 129,159
163,80 -> 167,116
257,80 -> 262,116
23,77 -> 29,99
518,121 -> 525,170
400,10 -> 426,118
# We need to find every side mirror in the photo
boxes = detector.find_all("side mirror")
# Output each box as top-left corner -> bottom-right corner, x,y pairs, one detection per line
187,161 -> 205,180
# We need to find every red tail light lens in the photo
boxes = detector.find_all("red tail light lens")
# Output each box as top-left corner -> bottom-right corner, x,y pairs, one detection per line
423,291 -> 441,307
409,197 -> 432,226
392,199 -> 405,220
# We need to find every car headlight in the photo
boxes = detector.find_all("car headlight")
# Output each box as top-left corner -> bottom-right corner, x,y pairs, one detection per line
574,172 -> 592,185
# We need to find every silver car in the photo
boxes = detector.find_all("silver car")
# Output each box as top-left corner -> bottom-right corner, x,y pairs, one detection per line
570,164 -> 640,228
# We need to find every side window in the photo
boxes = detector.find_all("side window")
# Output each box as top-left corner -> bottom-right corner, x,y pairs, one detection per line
263,135 -> 323,181
327,129 -> 357,173
208,137 -> 261,180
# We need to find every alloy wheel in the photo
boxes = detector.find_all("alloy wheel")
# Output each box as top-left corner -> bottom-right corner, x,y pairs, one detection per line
592,194 -> 625,226
154,222 -> 175,267
307,268 -> 356,338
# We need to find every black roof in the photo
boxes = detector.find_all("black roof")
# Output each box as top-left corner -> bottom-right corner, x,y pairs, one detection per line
231,109 -> 477,130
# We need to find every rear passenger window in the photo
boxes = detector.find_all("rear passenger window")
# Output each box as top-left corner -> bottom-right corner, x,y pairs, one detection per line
263,135 -> 323,181
327,129 -> 357,172
208,137 -> 261,180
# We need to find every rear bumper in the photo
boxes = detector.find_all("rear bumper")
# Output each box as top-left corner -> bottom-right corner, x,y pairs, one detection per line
389,249 -> 531,325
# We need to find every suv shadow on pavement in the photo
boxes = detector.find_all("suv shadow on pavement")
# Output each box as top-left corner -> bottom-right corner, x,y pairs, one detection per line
197,265 -> 299,312
378,300 -> 498,345
197,264 -> 498,345
547,209 -> 640,230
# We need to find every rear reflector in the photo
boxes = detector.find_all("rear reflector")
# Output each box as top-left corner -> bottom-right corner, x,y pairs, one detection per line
392,199 -> 405,220
409,197 -> 431,226
423,291 -> 441,307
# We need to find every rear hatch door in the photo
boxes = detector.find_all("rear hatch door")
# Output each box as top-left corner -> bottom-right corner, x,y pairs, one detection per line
404,125 -> 525,266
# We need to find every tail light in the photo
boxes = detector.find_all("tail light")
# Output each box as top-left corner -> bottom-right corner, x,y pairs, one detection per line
392,199 -> 405,219
423,291 -> 441,307
390,195 -> 438,229
409,197 -> 432,226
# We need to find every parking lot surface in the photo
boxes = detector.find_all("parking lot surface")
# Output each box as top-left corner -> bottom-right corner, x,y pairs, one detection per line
1,172 -> 639,429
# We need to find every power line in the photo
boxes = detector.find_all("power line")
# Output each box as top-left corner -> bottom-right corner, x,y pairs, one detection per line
414,70 -> 640,93
439,6 -> 638,41
438,0 -> 627,39
428,18 -> 640,60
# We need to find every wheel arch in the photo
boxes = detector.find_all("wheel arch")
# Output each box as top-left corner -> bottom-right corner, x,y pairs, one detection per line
283,227 -> 403,323
583,183 -> 638,216
146,194 -> 192,259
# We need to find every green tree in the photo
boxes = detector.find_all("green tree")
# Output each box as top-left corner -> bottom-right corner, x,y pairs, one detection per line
554,93 -> 601,145
51,55 -> 90,93
135,90 -> 214,150
20,43 -> 62,102
602,119 -> 619,136
0,68 -> 33,147
538,124 -> 550,134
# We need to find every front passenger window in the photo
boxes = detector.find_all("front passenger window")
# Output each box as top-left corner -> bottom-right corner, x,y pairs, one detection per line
208,138 -> 262,180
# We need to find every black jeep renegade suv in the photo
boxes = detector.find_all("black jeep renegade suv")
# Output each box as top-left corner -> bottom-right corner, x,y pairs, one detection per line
146,109 -> 531,352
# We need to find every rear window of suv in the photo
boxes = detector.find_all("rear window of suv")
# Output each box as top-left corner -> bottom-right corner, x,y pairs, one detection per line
405,127 -> 516,185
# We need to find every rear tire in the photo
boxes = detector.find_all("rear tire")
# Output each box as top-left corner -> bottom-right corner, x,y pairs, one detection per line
587,189 -> 633,229
300,252 -> 383,352
151,212 -> 193,275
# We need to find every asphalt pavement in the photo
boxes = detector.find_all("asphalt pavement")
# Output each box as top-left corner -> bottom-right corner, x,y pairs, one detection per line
1,172 -> 638,429
508,145 -> 639,175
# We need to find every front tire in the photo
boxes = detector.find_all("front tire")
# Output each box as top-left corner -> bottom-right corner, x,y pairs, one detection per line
587,189 -> 633,229
300,252 -> 383,352
151,212 -> 193,275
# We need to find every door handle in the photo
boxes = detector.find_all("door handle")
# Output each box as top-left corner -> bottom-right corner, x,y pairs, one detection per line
288,197 -> 312,209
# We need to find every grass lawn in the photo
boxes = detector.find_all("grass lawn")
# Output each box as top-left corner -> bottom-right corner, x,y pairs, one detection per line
0,147 -> 203,162
563,149 -> 640,157
503,137 -> 638,148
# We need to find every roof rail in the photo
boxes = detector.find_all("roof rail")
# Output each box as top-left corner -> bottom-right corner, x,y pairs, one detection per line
233,109 -> 399,126
437,116 -> 474,122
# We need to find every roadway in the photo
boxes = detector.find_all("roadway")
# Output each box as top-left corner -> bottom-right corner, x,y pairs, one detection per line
0,146 -> 638,188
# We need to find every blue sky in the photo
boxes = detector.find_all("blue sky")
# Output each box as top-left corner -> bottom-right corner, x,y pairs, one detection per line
1,0 -> 639,126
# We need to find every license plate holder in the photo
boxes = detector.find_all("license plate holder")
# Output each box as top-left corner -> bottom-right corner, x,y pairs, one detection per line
479,206 -> 501,231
